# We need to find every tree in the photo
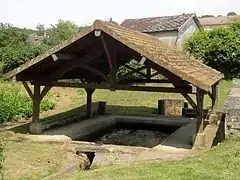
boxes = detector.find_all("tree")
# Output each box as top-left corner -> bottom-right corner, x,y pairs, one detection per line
227,12 -> 237,16
184,25 -> 240,79
0,23 -> 28,48
200,15 -> 215,18
36,24 -> 45,36
44,20 -> 79,46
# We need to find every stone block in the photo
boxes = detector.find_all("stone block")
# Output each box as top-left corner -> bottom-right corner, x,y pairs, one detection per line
158,99 -> 184,116
29,122 -> 42,134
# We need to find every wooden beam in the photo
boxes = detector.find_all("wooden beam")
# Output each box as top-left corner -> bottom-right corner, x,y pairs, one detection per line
52,52 -> 77,61
22,81 -> 33,100
211,82 -> 219,110
32,83 -> 41,124
117,79 -> 171,84
40,86 -> 52,101
48,47 -> 103,80
85,88 -> 95,118
81,65 -> 109,81
101,35 -> 113,70
100,35 -> 117,90
181,93 -> 197,112
123,64 -> 147,78
145,61 -> 151,80
196,88 -> 205,133
150,71 -> 161,78
37,82 -> 195,93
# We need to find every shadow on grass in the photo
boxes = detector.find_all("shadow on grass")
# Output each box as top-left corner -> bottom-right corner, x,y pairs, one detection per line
10,105 -> 158,134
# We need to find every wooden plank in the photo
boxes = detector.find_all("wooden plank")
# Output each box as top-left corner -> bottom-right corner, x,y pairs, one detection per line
33,83 -> 41,123
181,93 -> 197,112
22,81 -> 33,100
196,88 -> 205,133
38,82 -> 195,93
40,86 -> 52,101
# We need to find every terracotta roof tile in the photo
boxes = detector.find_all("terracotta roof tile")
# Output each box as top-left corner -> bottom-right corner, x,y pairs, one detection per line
121,13 -> 194,32
4,20 -> 223,91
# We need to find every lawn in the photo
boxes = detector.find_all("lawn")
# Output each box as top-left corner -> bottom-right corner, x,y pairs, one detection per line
2,80 -> 233,179
77,80 -> 232,116
77,137 -> 240,180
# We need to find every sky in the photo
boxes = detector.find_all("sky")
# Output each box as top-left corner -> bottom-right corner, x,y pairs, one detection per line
0,0 -> 238,29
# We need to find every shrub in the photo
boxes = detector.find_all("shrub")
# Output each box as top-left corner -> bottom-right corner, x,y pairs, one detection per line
0,81 -> 55,123
184,24 -> 240,79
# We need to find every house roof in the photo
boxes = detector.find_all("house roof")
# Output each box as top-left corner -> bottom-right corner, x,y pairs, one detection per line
199,15 -> 240,27
4,20 -> 223,91
121,13 -> 200,33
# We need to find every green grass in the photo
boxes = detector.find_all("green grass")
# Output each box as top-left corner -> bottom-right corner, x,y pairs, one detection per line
81,80 -> 232,116
77,137 -> 240,180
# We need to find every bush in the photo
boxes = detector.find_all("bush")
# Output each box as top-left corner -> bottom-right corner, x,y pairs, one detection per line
184,24 -> 240,79
0,81 -> 55,123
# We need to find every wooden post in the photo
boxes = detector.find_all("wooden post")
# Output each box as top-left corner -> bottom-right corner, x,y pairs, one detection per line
196,88 -> 205,133
85,88 -> 95,118
22,82 -> 52,134
211,83 -> 219,111
30,83 -> 42,134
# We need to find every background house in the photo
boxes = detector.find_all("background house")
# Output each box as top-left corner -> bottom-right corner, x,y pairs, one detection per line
199,15 -> 240,30
121,13 -> 202,47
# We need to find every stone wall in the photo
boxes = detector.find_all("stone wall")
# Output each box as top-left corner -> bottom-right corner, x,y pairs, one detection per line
224,79 -> 240,135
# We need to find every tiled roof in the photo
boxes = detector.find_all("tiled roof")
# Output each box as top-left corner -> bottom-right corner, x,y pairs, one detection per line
121,13 -> 195,32
199,15 -> 240,27
4,20 -> 223,91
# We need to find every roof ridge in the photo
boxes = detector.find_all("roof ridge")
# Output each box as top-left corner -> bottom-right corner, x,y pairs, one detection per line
123,13 -> 194,21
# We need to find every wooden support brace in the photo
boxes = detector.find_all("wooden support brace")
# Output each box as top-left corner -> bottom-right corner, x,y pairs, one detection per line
40,86 -> 52,101
181,93 -> 197,112
22,81 -> 33,100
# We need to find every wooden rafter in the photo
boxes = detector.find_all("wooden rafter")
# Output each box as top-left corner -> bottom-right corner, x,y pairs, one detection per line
122,64 -> 147,78
101,35 -> 113,70
48,47 -> 103,80
82,65 -> 109,81
37,81 -> 195,93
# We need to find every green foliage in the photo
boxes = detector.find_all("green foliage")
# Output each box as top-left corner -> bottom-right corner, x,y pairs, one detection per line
117,59 -> 146,80
44,20 -> 79,46
0,43 -> 49,73
0,23 -> 28,48
0,81 -> 55,123
227,12 -> 237,16
184,24 -> 240,79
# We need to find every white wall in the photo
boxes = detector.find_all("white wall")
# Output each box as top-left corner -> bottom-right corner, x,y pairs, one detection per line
145,18 -> 199,48
177,18 -> 199,47
147,31 -> 178,47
